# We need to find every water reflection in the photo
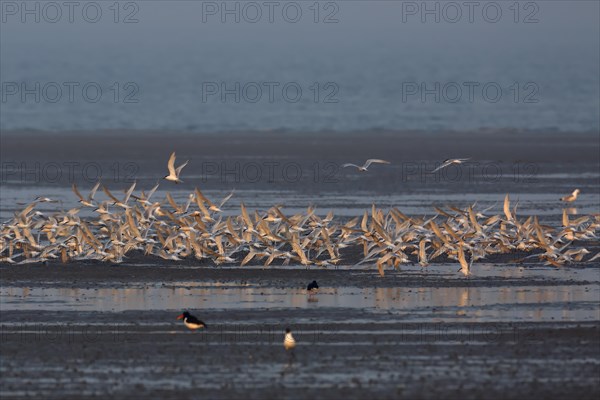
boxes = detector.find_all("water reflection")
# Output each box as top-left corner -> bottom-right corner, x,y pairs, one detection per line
564,207 -> 578,215
1,284 -> 598,322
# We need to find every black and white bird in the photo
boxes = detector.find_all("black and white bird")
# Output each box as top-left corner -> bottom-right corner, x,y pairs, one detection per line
307,280 -> 319,293
177,311 -> 207,330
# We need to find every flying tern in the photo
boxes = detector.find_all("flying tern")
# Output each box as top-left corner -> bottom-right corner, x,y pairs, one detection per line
341,159 -> 390,172
164,152 -> 189,183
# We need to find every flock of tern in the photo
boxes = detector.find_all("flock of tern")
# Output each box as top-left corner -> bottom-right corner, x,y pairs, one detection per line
1,152 -> 597,273
1,180 -> 598,274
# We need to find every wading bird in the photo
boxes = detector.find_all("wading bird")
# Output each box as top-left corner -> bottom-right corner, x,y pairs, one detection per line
307,280 -> 319,293
560,189 -> 580,203
177,311 -> 207,330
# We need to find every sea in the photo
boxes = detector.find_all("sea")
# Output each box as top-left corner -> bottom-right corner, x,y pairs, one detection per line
1,0 -> 598,133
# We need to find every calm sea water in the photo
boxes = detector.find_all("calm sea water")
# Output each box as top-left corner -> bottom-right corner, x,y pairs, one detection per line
1,1 -> 598,132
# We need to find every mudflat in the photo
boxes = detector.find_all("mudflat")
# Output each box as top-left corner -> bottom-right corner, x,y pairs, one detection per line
1,265 -> 599,399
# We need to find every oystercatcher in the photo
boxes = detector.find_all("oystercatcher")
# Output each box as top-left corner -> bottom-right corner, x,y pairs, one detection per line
177,311 -> 207,330
284,328 -> 296,350
307,280 -> 319,293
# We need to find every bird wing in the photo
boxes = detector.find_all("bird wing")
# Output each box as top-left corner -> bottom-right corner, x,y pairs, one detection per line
341,163 -> 360,169
183,194 -> 194,213
363,159 -> 390,168
195,188 -> 217,208
503,194 -> 512,221
240,203 -> 254,230
88,181 -> 101,200
123,182 -> 136,203
241,250 -> 256,266
272,206 -> 291,225
431,161 -> 451,173
175,160 -> 189,176
291,240 -> 309,265
126,209 -> 141,238
147,182 -> 159,200
187,314 -> 204,325
102,186 -> 120,203
219,190 -> 235,208
18,202 -> 36,220
72,184 -> 86,202
166,192 -> 181,213
167,152 -> 177,176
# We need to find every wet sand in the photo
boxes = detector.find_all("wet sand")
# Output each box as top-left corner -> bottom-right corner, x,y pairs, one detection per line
1,265 -> 599,399
1,313 -> 598,399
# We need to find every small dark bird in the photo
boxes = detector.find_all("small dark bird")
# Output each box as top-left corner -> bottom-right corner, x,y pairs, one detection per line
177,311 -> 207,330
307,280 -> 319,292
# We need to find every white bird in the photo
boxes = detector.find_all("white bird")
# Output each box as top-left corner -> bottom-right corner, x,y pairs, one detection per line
34,197 -> 58,203
560,189 -> 580,203
432,158 -> 470,173
283,328 -> 296,350
341,159 -> 390,172
164,152 -> 189,183
72,182 -> 100,208
132,182 -> 160,206
102,182 -> 136,209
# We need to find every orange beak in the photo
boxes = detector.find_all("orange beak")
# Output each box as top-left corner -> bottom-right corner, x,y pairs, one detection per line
177,314 -> 184,320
